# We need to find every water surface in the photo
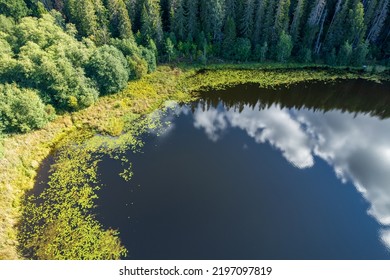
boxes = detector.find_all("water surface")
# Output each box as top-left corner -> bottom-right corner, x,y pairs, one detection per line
94,80 -> 390,260
38,80 -> 390,259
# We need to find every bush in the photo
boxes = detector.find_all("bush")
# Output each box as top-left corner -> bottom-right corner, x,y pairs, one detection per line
0,84 -> 53,133
86,45 -> 130,94
127,54 -> 148,79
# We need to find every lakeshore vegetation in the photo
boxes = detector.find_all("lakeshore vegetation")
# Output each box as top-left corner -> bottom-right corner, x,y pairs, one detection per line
0,0 -> 389,259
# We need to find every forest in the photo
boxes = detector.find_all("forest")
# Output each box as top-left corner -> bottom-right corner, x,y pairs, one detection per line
0,0 -> 389,134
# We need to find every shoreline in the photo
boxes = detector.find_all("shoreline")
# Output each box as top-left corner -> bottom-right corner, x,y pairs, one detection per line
1,65 -> 388,259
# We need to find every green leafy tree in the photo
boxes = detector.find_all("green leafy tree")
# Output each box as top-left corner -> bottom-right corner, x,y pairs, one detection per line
140,46 -> 157,72
0,0 -> 28,20
12,14 -> 99,110
0,84 -> 52,133
86,45 -> 129,94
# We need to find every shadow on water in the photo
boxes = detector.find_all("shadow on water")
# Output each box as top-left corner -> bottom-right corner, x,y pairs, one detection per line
196,80 -> 390,119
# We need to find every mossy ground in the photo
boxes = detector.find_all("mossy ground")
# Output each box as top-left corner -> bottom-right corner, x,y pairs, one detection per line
0,64 -> 388,259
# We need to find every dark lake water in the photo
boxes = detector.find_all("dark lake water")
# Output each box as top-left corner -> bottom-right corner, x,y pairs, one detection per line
38,79 -> 390,260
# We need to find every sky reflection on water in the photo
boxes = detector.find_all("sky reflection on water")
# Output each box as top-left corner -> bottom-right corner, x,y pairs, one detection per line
160,101 -> 390,250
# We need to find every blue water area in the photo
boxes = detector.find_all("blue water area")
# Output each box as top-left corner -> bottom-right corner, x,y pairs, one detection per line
96,80 -> 390,260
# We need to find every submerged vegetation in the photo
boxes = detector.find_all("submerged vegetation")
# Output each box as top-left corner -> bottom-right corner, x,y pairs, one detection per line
0,66 -> 388,259
0,0 -> 389,260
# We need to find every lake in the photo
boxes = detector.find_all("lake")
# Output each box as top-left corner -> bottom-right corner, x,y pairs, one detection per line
38,79 -> 390,260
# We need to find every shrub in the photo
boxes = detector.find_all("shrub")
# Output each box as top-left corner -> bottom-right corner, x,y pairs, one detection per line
0,84 -> 53,133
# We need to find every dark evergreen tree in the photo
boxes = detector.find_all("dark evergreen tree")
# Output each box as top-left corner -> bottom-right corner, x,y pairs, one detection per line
240,0 -> 255,39
252,0 -> 268,45
222,16 -> 237,59
186,0 -> 199,40
290,0 -> 306,44
107,0 -> 133,39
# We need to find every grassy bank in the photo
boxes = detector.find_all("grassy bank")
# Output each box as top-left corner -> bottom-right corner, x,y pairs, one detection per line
0,65 -> 388,259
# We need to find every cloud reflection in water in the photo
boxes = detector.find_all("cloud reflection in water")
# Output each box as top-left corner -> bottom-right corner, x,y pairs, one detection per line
190,103 -> 390,249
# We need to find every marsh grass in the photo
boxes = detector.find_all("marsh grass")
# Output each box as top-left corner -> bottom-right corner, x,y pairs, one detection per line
1,65 -> 388,259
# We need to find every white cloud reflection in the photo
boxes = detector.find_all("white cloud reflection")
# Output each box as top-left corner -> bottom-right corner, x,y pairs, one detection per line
191,103 -> 390,249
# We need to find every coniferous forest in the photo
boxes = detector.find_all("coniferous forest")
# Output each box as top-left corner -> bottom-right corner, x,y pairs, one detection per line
0,0 -> 389,134
1,0 -> 390,262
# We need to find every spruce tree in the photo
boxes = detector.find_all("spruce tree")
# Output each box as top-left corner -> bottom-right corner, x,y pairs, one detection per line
289,0 -> 306,44
222,16 -> 237,59
252,0 -> 268,45
274,0 -> 291,38
172,0 -> 186,41
240,0 -> 255,39
186,0 -> 199,40
140,0 -> 163,44
107,0 -> 133,39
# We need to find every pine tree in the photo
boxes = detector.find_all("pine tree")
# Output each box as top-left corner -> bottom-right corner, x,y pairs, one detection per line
240,0 -> 255,39
225,0 -> 237,21
276,30 -> 293,62
263,0 -> 277,43
274,0 -> 291,37
289,0 -> 306,44
124,0 -> 137,22
252,0 -> 268,45
107,0 -> 133,39
363,0 -> 378,27
324,0 -> 350,52
186,0 -> 199,40
222,16 -> 237,59
140,0 -> 164,44
200,0 -> 224,41
171,0 -> 186,41
64,0 -> 102,39
346,0 -> 366,46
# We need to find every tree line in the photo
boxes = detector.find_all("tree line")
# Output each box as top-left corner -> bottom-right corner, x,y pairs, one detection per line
0,0 -> 389,133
